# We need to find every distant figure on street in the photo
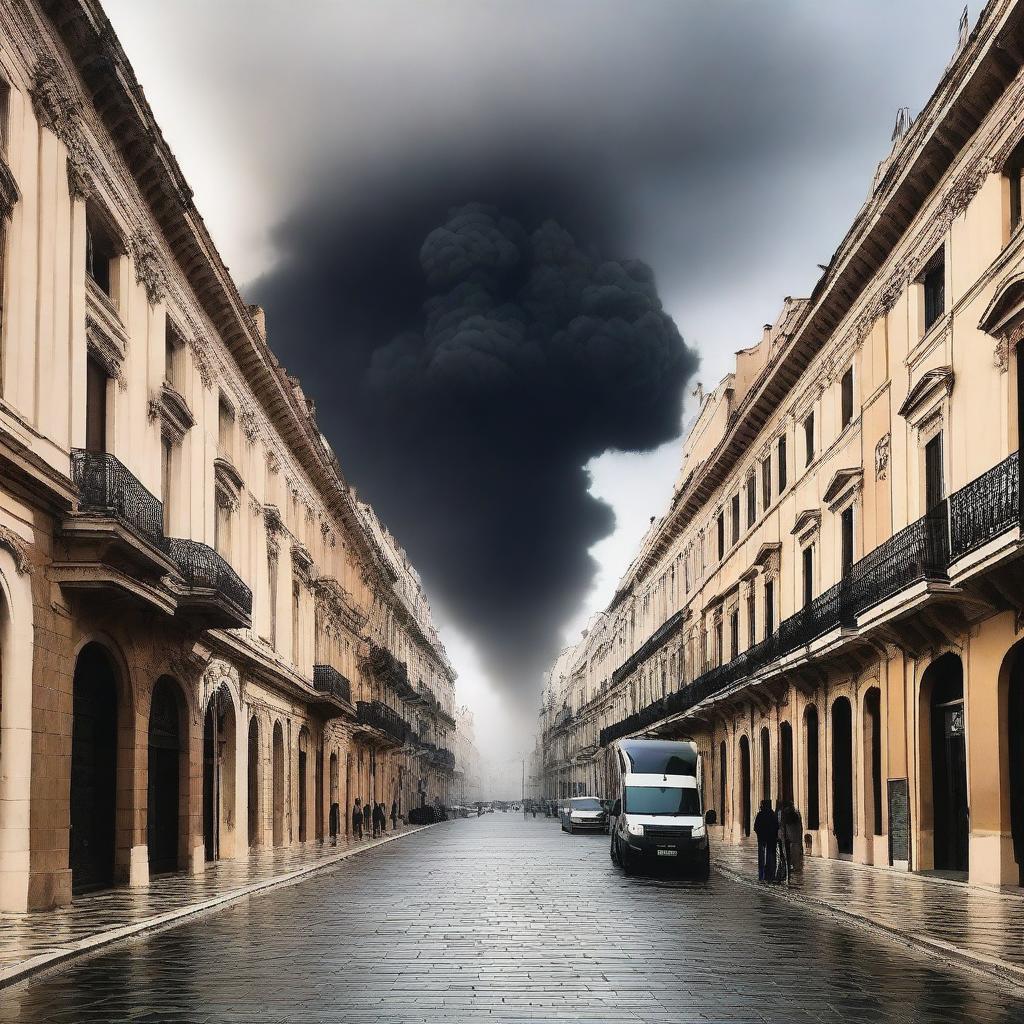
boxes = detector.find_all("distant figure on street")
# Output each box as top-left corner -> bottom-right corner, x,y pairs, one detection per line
329,801 -> 340,845
391,800 -> 398,830
352,798 -> 363,840
374,802 -> 383,837
532,803 -> 537,818
362,800 -> 372,838
779,800 -> 803,876
523,802 -> 528,819
753,799 -> 779,882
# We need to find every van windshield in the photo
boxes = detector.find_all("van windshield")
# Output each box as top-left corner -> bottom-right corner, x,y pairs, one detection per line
624,786 -> 701,816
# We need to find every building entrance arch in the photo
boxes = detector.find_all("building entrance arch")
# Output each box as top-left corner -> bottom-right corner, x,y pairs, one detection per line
739,735 -> 751,837
832,696 -> 854,855
203,684 -> 237,861
147,676 -> 185,874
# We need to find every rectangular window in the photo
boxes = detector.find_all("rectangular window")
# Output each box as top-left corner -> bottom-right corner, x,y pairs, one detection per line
292,581 -> 301,664
802,545 -> 814,608
761,457 -> 771,510
268,549 -> 279,648
778,435 -> 788,492
218,395 -> 235,460
715,620 -> 724,667
925,432 -> 944,511
165,321 -> 184,391
764,578 -> 775,636
731,493 -> 740,545
841,505 -> 854,577
85,206 -> 117,299
729,609 -> 739,660
841,366 -> 854,429
161,436 -> 173,535
923,251 -> 945,332
85,356 -> 108,453
215,500 -> 231,560
747,596 -> 756,650
803,412 -> 815,467
746,475 -> 756,528
717,512 -> 725,561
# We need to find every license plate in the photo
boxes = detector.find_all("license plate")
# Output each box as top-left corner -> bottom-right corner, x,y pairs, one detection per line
656,848 -> 678,857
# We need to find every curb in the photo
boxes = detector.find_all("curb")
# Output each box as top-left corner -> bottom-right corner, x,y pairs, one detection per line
0,823 -> 436,991
714,862 -> 1024,992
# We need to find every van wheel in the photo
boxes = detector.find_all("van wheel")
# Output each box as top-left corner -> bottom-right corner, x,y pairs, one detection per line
696,851 -> 711,881
617,839 -> 635,875
610,834 -> 618,863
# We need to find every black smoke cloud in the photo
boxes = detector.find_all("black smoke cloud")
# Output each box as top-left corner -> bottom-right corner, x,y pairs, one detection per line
254,179 -> 695,708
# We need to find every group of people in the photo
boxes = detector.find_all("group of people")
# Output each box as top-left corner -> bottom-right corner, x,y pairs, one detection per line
752,798 -> 804,883
350,797 -> 398,840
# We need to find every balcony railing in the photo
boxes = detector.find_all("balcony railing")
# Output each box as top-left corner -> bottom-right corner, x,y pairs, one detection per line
71,449 -> 163,548
431,748 -> 456,772
313,664 -> 352,704
165,537 -> 253,615
949,452 -> 1019,562
367,643 -> 416,699
599,456 -> 1020,747
356,700 -> 408,745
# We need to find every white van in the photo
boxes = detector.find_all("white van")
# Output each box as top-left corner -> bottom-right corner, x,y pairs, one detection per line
609,737 -> 713,877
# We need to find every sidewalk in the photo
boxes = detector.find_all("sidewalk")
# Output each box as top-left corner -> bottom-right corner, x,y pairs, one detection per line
0,823 -> 431,988
714,840 -> 1024,986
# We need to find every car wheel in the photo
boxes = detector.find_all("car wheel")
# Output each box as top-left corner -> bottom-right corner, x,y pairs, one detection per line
560,821 -> 566,832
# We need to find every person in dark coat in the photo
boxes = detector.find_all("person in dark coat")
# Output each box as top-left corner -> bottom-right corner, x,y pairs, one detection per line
753,799 -> 779,882
362,800 -> 372,838
352,798 -> 363,840
377,802 -> 385,836
779,800 -> 803,876
391,800 -> 398,830
329,801 -> 340,845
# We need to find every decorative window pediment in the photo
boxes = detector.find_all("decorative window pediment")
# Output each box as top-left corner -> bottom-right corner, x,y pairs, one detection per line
897,366 -> 953,421
148,382 -> 194,443
791,509 -> 822,543
822,467 -> 863,511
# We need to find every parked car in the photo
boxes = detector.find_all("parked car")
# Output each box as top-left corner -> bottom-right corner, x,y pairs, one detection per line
559,797 -> 609,834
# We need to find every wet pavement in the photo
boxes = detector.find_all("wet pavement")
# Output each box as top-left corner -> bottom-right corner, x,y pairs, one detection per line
2,814 -> 1023,1023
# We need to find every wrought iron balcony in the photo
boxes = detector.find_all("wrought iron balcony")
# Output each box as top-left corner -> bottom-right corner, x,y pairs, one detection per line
71,448 -> 164,548
165,537 -> 253,627
949,452 -> 1019,562
313,664 -> 352,705
356,700 -> 408,746
366,643 -> 416,699
431,748 -> 456,772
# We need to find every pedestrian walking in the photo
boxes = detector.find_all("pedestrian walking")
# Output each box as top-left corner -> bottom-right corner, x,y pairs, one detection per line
352,797 -> 363,840
780,800 -> 804,874
753,798 -> 779,882
329,801 -> 340,845
377,802 -> 386,835
391,800 -> 398,830
362,800 -> 372,838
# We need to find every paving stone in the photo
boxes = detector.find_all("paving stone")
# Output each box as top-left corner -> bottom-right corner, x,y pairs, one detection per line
2,816 -> 1023,1022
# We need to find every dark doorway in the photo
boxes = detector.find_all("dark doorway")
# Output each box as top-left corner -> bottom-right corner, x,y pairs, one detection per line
780,722 -> 794,805
806,706 -> 820,830
927,654 -> 969,872
247,717 -> 260,847
865,688 -> 883,837
298,729 -> 309,843
760,727 -> 771,801
719,740 -> 727,826
1009,654 -> 1024,884
739,735 -> 751,837
315,741 -> 324,842
147,677 -> 181,875
272,722 -> 285,846
832,697 -> 854,855
70,643 -> 118,894
203,704 -> 217,861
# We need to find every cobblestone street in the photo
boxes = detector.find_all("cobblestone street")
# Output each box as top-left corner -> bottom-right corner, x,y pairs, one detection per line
3,815 -> 1023,1023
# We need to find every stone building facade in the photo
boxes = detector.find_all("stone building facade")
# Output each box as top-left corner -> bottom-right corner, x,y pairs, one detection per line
0,0 -> 456,913
540,0 -> 1024,888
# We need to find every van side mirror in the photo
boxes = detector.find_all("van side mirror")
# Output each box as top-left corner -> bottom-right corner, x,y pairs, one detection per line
612,799 -> 622,817
704,809 -> 717,826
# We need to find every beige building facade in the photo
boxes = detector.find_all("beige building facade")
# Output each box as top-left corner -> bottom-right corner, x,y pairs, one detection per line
0,0 -> 458,914
540,0 -> 1024,888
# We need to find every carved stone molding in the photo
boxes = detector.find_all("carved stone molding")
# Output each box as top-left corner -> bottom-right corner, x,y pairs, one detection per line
0,525 -> 32,575
240,408 -> 260,443
875,433 -> 891,480
85,313 -> 126,390
130,227 -> 168,305
248,494 -> 264,517
264,504 -> 284,535
30,57 -> 80,147
147,383 -> 194,444
291,542 -> 315,585
0,156 -> 20,220
994,335 -> 1010,373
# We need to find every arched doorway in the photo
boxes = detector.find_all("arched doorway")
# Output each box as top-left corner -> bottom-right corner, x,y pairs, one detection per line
315,739 -> 324,842
864,688 -> 883,840
203,685 -> 237,862
805,705 -> 820,830
70,643 -> 119,894
247,716 -> 260,848
1008,651 -> 1024,884
760,727 -> 771,802
147,677 -> 184,875
923,653 -> 968,872
272,721 -> 285,846
739,735 -> 751,837
298,727 -> 310,843
832,697 -> 854,855
718,740 -> 727,826
780,721 -> 794,805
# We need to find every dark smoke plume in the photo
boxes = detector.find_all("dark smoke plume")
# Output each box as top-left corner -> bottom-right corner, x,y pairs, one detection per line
255,190 -> 696,709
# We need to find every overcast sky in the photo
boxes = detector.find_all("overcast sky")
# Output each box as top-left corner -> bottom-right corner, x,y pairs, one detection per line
104,0 -> 982,769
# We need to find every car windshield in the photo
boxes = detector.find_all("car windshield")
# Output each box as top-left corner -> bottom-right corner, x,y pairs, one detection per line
570,798 -> 603,811
624,786 -> 701,816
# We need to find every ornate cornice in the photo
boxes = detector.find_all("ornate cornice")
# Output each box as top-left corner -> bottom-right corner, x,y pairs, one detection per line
130,227 -> 169,305
0,156 -> 20,220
